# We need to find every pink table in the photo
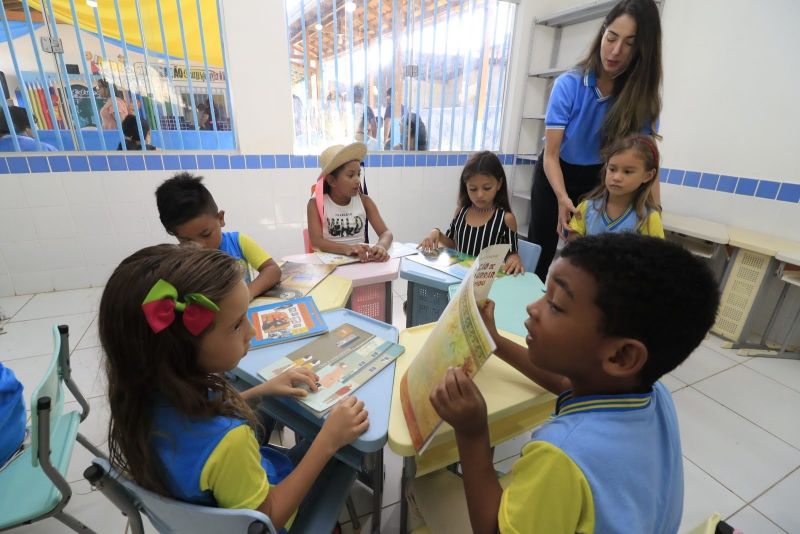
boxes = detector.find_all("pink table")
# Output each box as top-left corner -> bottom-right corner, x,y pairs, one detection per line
283,253 -> 400,323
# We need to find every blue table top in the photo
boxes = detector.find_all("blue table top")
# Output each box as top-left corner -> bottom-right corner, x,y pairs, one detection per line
489,273 -> 546,337
234,308 -> 398,455
399,258 -> 462,291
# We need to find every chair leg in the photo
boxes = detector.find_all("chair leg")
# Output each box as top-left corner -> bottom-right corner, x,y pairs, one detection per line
77,433 -> 106,460
345,496 -> 361,530
54,511 -> 95,533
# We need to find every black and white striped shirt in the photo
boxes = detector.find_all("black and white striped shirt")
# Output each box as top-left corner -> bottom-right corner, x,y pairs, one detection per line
445,206 -> 519,257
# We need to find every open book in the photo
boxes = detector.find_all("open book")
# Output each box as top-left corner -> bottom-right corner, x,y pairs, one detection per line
400,244 -> 509,453
315,242 -> 420,266
405,247 -> 476,279
258,323 -> 405,417
263,262 -> 335,299
248,297 -> 327,349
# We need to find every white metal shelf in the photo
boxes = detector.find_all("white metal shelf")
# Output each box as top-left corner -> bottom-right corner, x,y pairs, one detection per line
535,0 -> 618,28
522,114 -> 545,120
512,190 -> 532,200
528,67 -> 566,79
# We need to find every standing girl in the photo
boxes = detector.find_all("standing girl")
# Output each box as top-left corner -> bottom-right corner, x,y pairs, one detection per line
528,0 -> 662,279
568,134 -> 664,238
96,78 -> 129,130
307,142 -> 394,262
419,151 -> 523,274
100,245 -> 369,531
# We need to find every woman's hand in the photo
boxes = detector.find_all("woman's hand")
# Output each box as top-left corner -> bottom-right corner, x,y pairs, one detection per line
367,244 -> 389,262
503,253 -> 524,275
556,195 -> 577,238
418,229 -> 440,253
319,396 -> 370,452
262,368 -> 319,398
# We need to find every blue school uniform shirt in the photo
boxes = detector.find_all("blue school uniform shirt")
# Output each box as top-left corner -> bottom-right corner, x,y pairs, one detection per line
218,231 -> 272,284
0,363 -> 26,467
545,69 -> 657,165
150,398 -> 294,519
0,135 -> 57,152
498,381 -> 683,533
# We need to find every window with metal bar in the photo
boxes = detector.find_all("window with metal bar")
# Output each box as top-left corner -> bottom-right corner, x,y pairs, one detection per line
285,0 -> 516,153
0,0 -> 235,152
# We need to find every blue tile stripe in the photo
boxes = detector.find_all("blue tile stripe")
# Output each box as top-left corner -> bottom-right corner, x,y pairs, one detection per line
2,153 -> 797,204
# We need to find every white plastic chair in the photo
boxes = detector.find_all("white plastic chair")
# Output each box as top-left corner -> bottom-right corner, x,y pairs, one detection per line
0,325 -> 104,532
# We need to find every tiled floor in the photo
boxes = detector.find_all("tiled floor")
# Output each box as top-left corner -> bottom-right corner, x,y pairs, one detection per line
2,282 -> 799,533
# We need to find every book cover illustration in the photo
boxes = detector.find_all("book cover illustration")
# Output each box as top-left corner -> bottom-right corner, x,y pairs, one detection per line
400,244 -> 509,453
248,297 -> 327,349
406,247 -> 476,279
264,262 -> 335,299
258,323 -> 405,417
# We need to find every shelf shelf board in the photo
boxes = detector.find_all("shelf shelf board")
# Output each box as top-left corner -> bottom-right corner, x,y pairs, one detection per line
522,114 -> 545,121
512,191 -> 532,200
514,153 -> 539,162
528,67 -> 566,79
535,0 -> 617,28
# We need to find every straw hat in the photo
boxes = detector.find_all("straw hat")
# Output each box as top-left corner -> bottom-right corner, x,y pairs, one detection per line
319,142 -> 367,177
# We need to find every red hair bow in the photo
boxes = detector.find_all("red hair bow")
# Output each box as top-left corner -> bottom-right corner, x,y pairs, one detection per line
141,279 -> 219,336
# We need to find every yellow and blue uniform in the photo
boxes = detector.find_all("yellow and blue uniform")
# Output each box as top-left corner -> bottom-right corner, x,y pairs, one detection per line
151,399 -> 295,527
569,198 -> 664,238
218,231 -> 272,283
498,382 -> 683,534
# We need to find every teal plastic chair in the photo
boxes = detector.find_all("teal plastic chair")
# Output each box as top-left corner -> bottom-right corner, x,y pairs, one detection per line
85,454 -> 358,534
0,325 -> 105,532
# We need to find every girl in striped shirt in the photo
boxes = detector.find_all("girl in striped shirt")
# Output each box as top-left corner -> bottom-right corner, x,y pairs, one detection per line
419,151 -> 523,274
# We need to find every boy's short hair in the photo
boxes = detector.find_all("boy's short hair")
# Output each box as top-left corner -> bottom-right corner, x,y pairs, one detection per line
155,172 -> 218,233
559,233 -> 720,385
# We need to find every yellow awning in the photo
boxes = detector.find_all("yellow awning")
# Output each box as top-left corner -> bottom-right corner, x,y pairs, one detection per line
30,0 -> 223,67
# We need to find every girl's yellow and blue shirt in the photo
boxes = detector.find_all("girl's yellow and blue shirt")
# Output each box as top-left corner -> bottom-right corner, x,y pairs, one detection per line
498,381 -> 683,534
569,198 -> 664,238
151,399 -> 293,516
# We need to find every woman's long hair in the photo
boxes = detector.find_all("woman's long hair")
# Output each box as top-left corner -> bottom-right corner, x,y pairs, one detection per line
99,244 -> 257,495
577,0 -> 662,151
457,151 -> 512,212
582,134 -> 660,230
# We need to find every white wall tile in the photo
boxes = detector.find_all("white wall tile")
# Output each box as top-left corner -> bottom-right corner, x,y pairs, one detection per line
32,206 -> 77,240
51,268 -> 91,291
0,274 -> 13,297
79,235 -> 122,267
0,175 -> 27,209
62,173 -> 107,206
100,172 -> 149,204
0,208 -> 37,243
40,238 -> 84,270
107,202 -> 151,238
87,264 -> 115,287
71,205 -> 114,236
21,173 -> 68,207
10,271 -> 53,295
0,242 -> 44,273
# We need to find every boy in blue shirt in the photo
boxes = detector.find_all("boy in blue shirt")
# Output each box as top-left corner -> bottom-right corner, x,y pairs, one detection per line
155,173 -> 282,300
429,233 -> 719,533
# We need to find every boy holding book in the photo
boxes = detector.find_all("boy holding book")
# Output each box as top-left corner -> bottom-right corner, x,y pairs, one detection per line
155,173 -> 281,300
428,233 -> 719,533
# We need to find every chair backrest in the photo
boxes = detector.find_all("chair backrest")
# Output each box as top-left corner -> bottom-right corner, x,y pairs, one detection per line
518,240 -> 542,274
303,228 -> 313,253
30,326 -> 67,467
89,458 -> 277,534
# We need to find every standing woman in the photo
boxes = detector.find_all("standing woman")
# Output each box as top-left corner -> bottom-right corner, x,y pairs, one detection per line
96,78 -> 129,131
528,0 -> 662,280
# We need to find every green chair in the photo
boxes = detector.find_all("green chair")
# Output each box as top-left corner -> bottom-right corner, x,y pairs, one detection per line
0,325 -> 104,532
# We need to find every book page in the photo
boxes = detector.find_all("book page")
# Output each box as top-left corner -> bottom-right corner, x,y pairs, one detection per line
400,244 -> 509,453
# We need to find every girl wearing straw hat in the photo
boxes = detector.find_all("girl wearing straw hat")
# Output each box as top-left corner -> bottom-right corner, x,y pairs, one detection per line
306,142 -> 393,262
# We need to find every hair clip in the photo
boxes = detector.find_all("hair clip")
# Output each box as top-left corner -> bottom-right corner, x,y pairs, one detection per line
141,279 -> 219,336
